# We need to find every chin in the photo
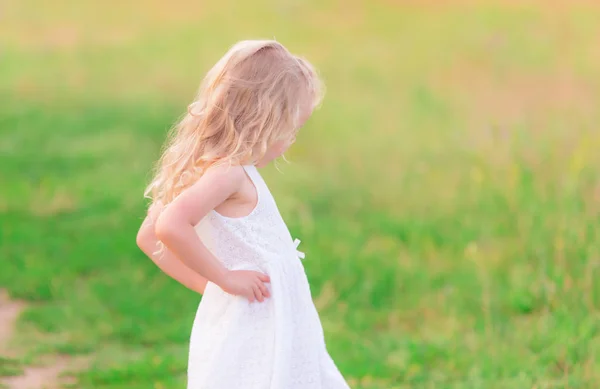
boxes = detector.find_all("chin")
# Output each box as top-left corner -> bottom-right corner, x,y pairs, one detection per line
255,159 -> 269,168
256,155 -> 279,168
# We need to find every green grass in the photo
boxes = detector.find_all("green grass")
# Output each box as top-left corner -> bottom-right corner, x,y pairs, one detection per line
2,0 -> 600,388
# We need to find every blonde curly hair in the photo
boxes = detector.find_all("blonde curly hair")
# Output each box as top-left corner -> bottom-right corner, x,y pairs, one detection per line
144,40 -> 324,206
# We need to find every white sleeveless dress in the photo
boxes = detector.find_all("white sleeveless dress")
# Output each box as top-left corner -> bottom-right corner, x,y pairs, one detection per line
188,165 -> 350,389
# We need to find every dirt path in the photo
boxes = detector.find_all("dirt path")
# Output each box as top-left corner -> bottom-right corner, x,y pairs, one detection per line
0,290 -> 87,389
0,290 -> 25,357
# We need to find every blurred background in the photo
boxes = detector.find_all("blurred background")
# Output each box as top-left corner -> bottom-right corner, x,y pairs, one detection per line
1,0 -> 600,388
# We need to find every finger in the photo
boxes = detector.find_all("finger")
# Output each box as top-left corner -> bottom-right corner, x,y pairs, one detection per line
247,289 -> 255,303
252,285 -> 264,302
257,281 -> 270,298
257,273 -> 270,283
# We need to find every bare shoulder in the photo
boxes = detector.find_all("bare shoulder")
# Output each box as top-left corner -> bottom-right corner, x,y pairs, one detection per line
161,165 -> 248,225
182,164 -> 246,200
200,164 -> 246,188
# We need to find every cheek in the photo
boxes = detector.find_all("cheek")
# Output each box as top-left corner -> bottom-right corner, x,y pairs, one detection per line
279,141 -> 292,154
272,140 -> 290,156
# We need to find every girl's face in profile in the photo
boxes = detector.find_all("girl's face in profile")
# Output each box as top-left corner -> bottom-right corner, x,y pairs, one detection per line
256,102 -> 313,168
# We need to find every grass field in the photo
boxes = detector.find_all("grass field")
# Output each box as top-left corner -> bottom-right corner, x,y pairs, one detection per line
2,1 -> 600,388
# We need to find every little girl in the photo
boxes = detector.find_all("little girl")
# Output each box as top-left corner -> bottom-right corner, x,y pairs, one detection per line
136,40 -> 350,389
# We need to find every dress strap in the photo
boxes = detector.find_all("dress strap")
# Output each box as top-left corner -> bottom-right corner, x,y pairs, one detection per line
242,164 -> 262,199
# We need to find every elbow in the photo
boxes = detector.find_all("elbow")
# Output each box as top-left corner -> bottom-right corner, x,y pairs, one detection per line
136,228 -> 148,252
136,225 -> 154,255
154,213 -> 177,244
154,208 -> 192,247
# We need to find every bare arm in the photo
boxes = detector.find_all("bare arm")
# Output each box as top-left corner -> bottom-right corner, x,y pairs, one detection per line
154,165 -> 270,302
137,202 -> 207,294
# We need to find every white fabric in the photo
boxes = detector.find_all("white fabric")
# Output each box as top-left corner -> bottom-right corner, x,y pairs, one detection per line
188,165 -> 350,389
